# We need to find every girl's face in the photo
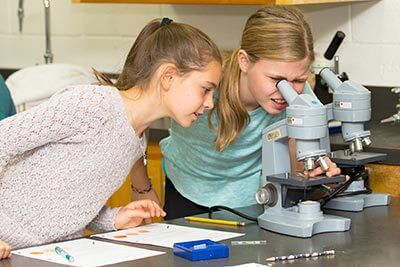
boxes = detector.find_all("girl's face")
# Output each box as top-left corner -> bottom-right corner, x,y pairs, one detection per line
166,60 -> 222,128
239,53 -> 310,114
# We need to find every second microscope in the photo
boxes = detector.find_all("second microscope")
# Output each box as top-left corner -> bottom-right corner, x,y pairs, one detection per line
319,68 -> 391,212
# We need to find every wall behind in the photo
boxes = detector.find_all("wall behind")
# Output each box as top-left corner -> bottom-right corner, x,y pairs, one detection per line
0,0 -> 398,87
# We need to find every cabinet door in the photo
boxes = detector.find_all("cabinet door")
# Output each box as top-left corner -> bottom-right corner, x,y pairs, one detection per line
107,174 -> 132,208
368,163 -> 400,197
145,141 -> 166,206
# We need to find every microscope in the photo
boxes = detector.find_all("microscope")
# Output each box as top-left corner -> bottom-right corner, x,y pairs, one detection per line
256,80 -> 350,238
319,68 -> 391,211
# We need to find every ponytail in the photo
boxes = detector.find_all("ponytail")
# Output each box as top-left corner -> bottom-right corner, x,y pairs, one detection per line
92,68 -> 115,87
94,18 -> 222,92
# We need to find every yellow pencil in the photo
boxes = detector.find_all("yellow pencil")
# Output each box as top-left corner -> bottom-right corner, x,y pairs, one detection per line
184,216 -> 246,227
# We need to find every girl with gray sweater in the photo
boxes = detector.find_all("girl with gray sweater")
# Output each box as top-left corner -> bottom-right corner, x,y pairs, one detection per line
0,17 -> 222,258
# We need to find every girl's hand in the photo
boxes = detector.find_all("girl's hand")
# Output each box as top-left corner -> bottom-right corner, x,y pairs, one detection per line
305,156 -> 341,178
0,240 -> 11,260
114,200 -> 166,229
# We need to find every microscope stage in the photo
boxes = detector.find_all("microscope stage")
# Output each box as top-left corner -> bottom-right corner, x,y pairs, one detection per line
331,150 -> 386,165
266,173 -> 345,187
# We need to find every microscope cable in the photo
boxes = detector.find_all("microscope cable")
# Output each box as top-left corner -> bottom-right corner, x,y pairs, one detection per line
319,169 -> 370,207
209,170 -> 370,221
208,205 -> 258,222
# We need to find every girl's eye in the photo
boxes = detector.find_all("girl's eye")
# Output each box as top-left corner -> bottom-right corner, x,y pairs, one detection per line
294,80 -> 307,85
203,87 -> 213,94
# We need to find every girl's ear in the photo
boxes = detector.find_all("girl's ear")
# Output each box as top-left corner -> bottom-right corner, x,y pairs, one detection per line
160,63 -> 179,92
237,49 -> 250,73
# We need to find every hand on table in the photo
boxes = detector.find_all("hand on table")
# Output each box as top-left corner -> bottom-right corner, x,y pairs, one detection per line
114,199 -> 166,229
0,240 -> 11,260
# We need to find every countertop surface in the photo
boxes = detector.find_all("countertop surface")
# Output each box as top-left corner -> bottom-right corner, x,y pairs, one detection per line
5,199 -> 400,267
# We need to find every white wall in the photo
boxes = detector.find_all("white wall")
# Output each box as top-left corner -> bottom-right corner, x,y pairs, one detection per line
0,0 -> 399,87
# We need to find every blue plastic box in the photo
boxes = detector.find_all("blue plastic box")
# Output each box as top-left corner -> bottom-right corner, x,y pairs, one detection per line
173,239 -> 229,261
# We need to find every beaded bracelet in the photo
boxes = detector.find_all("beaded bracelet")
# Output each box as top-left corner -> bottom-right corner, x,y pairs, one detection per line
131,183 -> 153,194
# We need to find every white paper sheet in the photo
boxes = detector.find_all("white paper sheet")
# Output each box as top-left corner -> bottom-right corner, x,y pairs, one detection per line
93,223 -> 245,248
225,264 -> 272,267
13,238 -> 165,266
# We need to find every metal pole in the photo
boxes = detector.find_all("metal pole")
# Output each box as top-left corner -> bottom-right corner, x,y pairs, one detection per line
43,0 -> 53,64
18,0 -> 24,33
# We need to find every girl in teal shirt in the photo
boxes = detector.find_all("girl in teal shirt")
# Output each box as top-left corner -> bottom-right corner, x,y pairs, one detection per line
0,75 -> 16,121
160,5 -> 341,219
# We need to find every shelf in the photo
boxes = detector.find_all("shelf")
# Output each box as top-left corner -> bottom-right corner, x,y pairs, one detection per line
72,0 -> 373,5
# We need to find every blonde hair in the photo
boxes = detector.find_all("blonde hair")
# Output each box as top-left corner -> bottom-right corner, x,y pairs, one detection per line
211,5 -> 315,151
94,18 -> 222,90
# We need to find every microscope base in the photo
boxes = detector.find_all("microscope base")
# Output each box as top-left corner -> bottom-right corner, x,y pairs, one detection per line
323,193 -> 391,211
257,206 -> 351,238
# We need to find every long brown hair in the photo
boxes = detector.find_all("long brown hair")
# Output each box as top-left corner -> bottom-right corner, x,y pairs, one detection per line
211,5 -> 315,151
94,18 -> 222,91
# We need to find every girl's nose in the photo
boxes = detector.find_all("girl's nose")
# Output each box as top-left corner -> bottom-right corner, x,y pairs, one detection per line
204,92 -> 214,110
291,82 -> 304,94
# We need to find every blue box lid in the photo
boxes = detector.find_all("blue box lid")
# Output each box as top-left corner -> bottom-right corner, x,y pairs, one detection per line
173,239 -> 229,261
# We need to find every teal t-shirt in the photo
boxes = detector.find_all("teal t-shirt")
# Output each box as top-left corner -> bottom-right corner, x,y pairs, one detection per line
0,75 -> 16,120
160,83 -> 312,208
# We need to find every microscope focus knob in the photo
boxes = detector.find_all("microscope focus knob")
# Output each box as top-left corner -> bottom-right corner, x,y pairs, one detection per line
255,184 -> 277,207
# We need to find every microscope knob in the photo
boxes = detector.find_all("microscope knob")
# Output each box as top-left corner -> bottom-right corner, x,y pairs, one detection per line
255,184 -> 277,207
337,72 -> 349,82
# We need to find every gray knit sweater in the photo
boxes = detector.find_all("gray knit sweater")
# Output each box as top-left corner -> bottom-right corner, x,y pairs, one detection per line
0,85 -> 145,249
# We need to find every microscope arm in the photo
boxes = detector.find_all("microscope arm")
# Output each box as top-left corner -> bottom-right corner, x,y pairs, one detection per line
325,103 -> 334,121
320,68 -> 371,153
289,139 -> 304,173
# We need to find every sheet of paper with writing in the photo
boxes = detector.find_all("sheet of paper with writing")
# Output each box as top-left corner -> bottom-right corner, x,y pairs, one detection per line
93,223 -> 245,248
13,238 -> 165,266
